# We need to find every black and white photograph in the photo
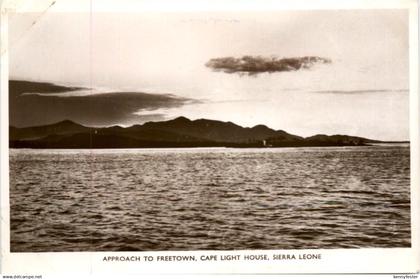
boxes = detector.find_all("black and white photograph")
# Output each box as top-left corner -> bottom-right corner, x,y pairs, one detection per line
7,8 -> 412,251
1,0 -> 419,276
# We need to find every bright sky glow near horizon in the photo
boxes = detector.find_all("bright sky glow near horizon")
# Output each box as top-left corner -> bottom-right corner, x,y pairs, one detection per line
8,7 -> 409,140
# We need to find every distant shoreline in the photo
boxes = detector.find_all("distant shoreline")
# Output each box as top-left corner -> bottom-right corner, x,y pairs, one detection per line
9,117 -> 408,149
368,142 -> 410,145
9,142 -> 410,150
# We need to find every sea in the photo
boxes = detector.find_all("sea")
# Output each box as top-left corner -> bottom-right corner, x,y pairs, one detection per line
9,145 -> 411,252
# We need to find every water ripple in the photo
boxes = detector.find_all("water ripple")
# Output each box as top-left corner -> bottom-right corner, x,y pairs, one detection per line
10,146 -> 410,251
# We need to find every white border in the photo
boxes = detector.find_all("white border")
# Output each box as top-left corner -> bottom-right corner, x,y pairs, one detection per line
0,0 -> 417,12
0,2 -> 10,273
0,0 -> 419,276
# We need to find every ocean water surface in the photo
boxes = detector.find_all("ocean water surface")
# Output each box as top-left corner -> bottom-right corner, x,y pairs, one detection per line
10,145 -> 410,251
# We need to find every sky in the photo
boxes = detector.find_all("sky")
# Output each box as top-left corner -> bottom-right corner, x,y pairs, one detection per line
8,8 -> 409,140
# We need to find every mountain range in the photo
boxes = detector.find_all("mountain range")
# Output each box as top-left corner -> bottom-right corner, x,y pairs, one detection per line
9,117 -> 385,148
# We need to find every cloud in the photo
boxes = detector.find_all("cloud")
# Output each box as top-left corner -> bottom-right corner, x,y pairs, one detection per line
205,56 -> 331,75
9,80 -> 196,127
9,79 -> 86,95
312,89 -> 408,94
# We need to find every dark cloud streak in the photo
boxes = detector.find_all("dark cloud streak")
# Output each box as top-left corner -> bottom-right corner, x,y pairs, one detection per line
313,89 -> 408,94
205,56 -> 331,75
9,80 -> 195,127
9,79 -> 86,95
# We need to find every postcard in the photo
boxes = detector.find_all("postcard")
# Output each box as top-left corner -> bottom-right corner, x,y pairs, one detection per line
0,0 -> 419,277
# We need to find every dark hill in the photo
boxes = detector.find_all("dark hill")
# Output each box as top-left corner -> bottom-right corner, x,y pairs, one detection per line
9,116 -> 380,149
9,120 -> 90,141
304,134 -> 380,146
142,117 -> 302,143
